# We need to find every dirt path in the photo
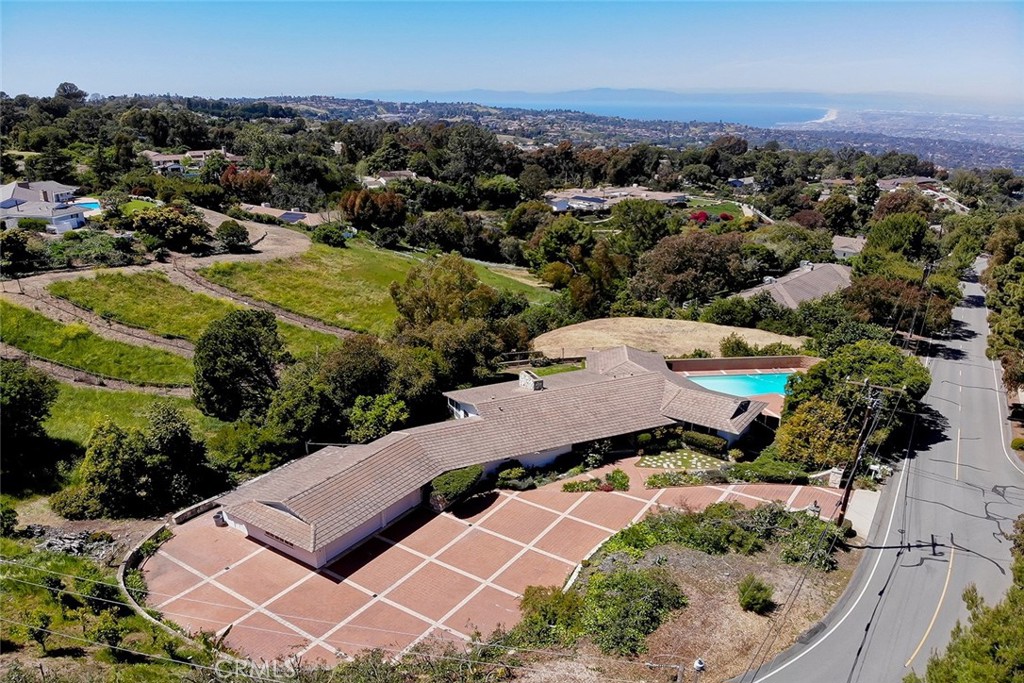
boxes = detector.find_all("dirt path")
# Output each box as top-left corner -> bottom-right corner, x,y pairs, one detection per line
0,343 -> 191,397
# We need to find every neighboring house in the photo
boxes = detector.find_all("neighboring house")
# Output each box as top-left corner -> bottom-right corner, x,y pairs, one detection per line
238,202 -> 334,228
218,346 -> 767,568
877,176 -> 940,192
0,181 -> 85,233
142,148 -> 245,175
739,263 -> 853,309
832,235 -> 867,260
545,186 -> 688,213
726,177 -> 756,189
359,170 -> 427,189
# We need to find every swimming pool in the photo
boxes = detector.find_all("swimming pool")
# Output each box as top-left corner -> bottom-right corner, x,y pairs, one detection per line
74,201 -> 101,210
687,372 -> 792,397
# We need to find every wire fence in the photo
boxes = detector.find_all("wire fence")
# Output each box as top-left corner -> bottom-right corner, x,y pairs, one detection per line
171,260 -> 352,339
0,346 -> 191,390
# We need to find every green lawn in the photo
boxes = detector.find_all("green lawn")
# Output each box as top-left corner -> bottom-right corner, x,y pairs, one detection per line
637,450 -> 728,470
532,363 -> 583,376
686,199 -> 745,218
199,241 -> 554,336
0,300 -> 193,386
43,384 -> 224,447
48,271 -> 338,359
121,199 -> 159,215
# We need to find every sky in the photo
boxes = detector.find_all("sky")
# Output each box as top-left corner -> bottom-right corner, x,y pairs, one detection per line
2,1 -> 1023,106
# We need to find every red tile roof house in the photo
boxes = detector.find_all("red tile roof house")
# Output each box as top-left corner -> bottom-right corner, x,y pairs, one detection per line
218,347 -> 767,568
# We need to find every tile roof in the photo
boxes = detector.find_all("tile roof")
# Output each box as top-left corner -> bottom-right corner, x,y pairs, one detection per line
224,346 -> 766,554
831,235 -> 867,256
739,263 -> 851,309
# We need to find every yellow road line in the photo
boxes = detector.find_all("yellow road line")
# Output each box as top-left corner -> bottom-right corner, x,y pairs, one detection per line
905,546 -> 956,667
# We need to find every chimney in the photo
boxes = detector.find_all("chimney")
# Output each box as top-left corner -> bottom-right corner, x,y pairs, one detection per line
518,370 -> 544,392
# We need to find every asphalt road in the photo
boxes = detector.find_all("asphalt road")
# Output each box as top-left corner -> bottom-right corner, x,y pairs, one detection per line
738,260 -> 1024,683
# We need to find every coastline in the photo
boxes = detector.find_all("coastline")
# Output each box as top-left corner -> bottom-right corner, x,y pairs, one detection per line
808,107 -> 840,124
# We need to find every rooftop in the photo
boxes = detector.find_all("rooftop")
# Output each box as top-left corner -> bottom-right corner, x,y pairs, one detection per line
221,346 -> 766,554
739,263 -> 852,309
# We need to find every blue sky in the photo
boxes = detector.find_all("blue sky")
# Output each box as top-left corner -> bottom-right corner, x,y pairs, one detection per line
2,1 -> 1022,105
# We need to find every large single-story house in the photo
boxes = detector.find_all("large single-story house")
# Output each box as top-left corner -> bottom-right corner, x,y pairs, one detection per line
739,262 -> 852,309
545,186 -> 688,213
0,181 -> 86,233
217,346 -> 767,568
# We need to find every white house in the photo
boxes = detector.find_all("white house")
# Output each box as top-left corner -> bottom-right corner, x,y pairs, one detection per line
0,181 -> 86,233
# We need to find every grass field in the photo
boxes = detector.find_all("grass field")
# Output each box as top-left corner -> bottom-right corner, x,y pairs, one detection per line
199,242 -> 554,336
43,384 -> 224,447
0,300 -> 193,385
638,451 -> 728,470
532,317 -> 805,359
48,272 -> 339,359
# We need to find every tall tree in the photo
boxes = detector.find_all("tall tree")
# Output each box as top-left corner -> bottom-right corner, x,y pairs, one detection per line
193,309 -> 283,421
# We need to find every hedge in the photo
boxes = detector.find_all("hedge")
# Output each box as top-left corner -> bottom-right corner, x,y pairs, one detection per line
429,464 -> 483,511
680,431 -> 727,455
645,471 -> 701,489
729,455 -> 809,485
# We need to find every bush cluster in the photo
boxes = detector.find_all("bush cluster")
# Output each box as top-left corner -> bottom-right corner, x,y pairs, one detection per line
645,471 -> 702,489
600,502 -> 841,570
512,568 -> 686,657
729,454 -> 810,484
680,431 -> 728,455
429,464 -> 483,510
1012,437 -> 1024,452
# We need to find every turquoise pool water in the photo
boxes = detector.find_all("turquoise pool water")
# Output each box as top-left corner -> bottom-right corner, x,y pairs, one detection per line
687,372 -> 792,396
75,201 -> 101,210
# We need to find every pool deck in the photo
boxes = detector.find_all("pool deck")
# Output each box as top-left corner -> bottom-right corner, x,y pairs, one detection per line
73,197 -> 103,218
674,368 -> 798,419
676,366 -> 804,377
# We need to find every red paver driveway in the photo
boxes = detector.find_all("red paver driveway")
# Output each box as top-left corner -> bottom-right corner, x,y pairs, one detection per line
142,457 -> 842,662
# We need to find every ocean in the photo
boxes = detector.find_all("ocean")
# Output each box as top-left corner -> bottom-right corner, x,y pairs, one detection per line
480,100 -> 831,128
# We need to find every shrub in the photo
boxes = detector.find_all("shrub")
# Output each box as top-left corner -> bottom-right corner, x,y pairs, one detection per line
312,222 -> 350,247
780,515 -> 844,570
0,501 -> 17,536
637,433 -> 652,447
515,586 -> 585,646
124,568 -> 148,604
730,454 -> 809,484
50,485 -> 103,520
497,466 -> 527,483
645,471 -> 701,489
583,568 -> 687,656
680,431 -> 727,455
728,448 -> 744,461
737,574 -> 774,614
1012,438 -> 1024,452
562,479 -> 601,493
215,220 -> 250,252
139,528 -> 173,558
430,464 -> 483,511
605,469 -> 630,491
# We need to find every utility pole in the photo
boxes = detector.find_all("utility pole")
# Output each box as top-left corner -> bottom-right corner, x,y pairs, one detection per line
836,379 -> 899,527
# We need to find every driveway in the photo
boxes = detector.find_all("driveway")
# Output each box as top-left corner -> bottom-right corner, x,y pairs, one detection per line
142,461 -> 848,664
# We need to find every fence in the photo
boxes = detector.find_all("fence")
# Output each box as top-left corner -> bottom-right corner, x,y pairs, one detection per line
171,260 -> 352,339
0,346 -> 191,390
